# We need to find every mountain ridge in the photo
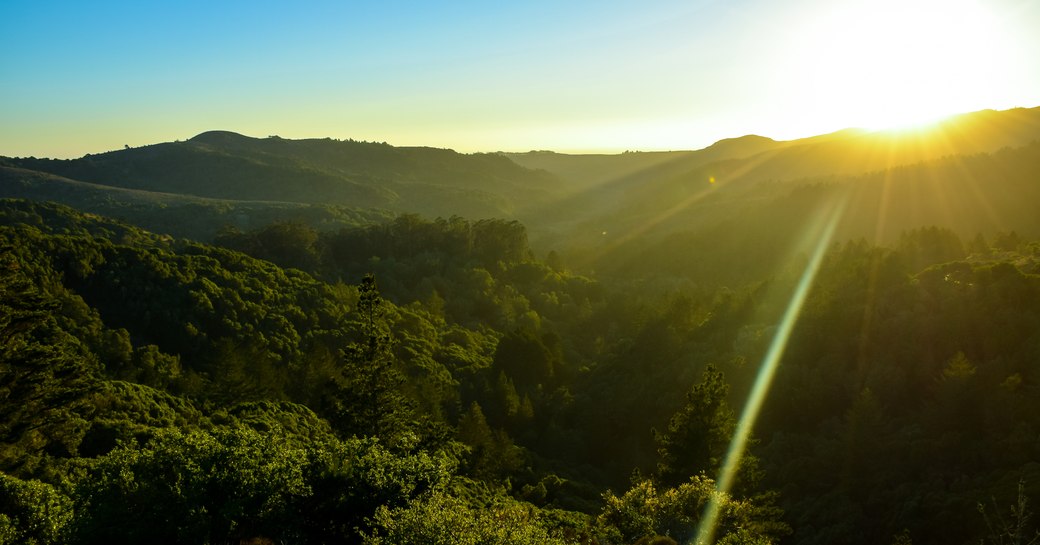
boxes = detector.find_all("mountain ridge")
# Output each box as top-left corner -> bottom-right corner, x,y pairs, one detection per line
3,133 -> 562,222
2,105 -> 1039,253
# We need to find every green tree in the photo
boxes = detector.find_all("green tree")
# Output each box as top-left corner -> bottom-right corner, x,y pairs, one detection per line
295,435 -> 456,544
0,244 -> 98,475
70,428 -> 312,545
492,329 -> 557,393
597,476 -> 788,544
456,402 -> 523,481
656,364 -> 736,487
322,274 -> 416,441
364,491 -> 572,545
0,473 -> 72,545
839,388 -> 888,497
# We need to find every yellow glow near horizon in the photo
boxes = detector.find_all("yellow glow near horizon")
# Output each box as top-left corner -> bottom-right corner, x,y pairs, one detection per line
776,0 -> 1016,132
2,0 -> 1036,158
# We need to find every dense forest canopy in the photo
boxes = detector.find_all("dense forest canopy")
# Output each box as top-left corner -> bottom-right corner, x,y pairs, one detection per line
3,108 -> 1040,544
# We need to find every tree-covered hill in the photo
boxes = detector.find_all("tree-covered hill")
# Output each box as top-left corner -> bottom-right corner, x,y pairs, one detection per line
543,139 -> 1040,284
510,107 -> 1040,192
0,199 -> 795,544
504,134 -> 786,192
4,106 -> 1040,544
4,198 -> 1040,544
514,106 -> 1040,258
2,131 -> 562,222
3,106 -> 1038,262
0,164 -> 393,242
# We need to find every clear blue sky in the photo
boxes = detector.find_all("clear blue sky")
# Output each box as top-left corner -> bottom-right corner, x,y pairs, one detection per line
3,0 -> 1039,158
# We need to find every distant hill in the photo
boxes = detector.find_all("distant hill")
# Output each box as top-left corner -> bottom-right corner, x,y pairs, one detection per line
3,131 -> 563,222
514,106 -> 1040,252
504,134 -> 786,191
509,107 -> 1040,188
700,107 -> 1040,184
3,106 -> 1039,267
555,139 -> 1040,283
0,165 -> 392,241
503,134 -> 794,236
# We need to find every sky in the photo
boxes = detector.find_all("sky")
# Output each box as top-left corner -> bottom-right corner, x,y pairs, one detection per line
2,0 -> 1039,158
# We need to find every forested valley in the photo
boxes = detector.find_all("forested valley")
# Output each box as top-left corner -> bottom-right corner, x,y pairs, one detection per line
3,110 -> 1040,544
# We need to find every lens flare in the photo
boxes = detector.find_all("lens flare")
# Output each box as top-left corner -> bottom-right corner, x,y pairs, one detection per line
692,195 -> 848,544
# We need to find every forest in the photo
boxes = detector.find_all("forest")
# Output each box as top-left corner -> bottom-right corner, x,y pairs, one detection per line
3,109 -> 1040,544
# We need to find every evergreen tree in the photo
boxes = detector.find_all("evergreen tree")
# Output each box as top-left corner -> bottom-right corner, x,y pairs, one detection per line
322,274 -> 416,442
655,364 -> 736,487
0,245 -> 98,475
456,402 -> 523,481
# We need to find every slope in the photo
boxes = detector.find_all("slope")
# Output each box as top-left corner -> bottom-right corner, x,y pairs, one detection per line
519,106 -> 1040,249
591,140 -> 1040,285
0,165 -> 391,241
3,131 -> 563,221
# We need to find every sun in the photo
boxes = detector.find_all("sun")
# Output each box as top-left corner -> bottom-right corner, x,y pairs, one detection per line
775,0 -> 1014,131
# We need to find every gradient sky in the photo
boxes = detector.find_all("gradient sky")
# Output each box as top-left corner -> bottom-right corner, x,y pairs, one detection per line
2,0 -> 1039,158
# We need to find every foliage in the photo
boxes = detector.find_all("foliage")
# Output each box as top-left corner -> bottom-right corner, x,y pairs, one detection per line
4,192 -> 1040,545
364,491 -> 574,545
321,273 -> 418,441
596,476 -> 788,544
979,480 -> 1040,545
655,364 -> 736,487
0,474 -> 72,545
69,428 -> 312,544
0,242 -> 99,476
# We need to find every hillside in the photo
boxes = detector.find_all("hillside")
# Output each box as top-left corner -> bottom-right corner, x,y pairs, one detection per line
544,140 -> 1040,284
3,131 -> 563,223
510,107 -> 1040,188
509,108 -> 1040,277
4,197 -> 1040,545
3,106 -> 1038,257
3,106 -> 1040,544
515,106 -> 1040,252
0,164 -> 392,241
504,134 -> 785,190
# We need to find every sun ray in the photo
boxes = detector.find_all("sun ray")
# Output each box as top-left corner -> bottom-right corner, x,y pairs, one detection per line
692,192 -> 848,544
582,149 -> 786,267
937,116 -> 1014,235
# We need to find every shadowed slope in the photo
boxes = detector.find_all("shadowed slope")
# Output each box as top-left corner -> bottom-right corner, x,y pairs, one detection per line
0,166 -> 392,241
4,132 -> 563,221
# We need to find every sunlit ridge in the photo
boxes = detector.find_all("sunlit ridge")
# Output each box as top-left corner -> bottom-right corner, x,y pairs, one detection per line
692,195 -> 848,545
864,112 -> 952,134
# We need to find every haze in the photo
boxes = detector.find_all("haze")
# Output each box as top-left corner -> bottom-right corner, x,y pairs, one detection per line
3,0 -> 1039,159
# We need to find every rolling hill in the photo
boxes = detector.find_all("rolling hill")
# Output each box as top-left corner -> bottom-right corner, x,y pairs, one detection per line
0,164 -> 393,241
2,106 -> 1039,279
4,107 -> 1040,545
2,131 -> 563,225
509,106 -> 1040,272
